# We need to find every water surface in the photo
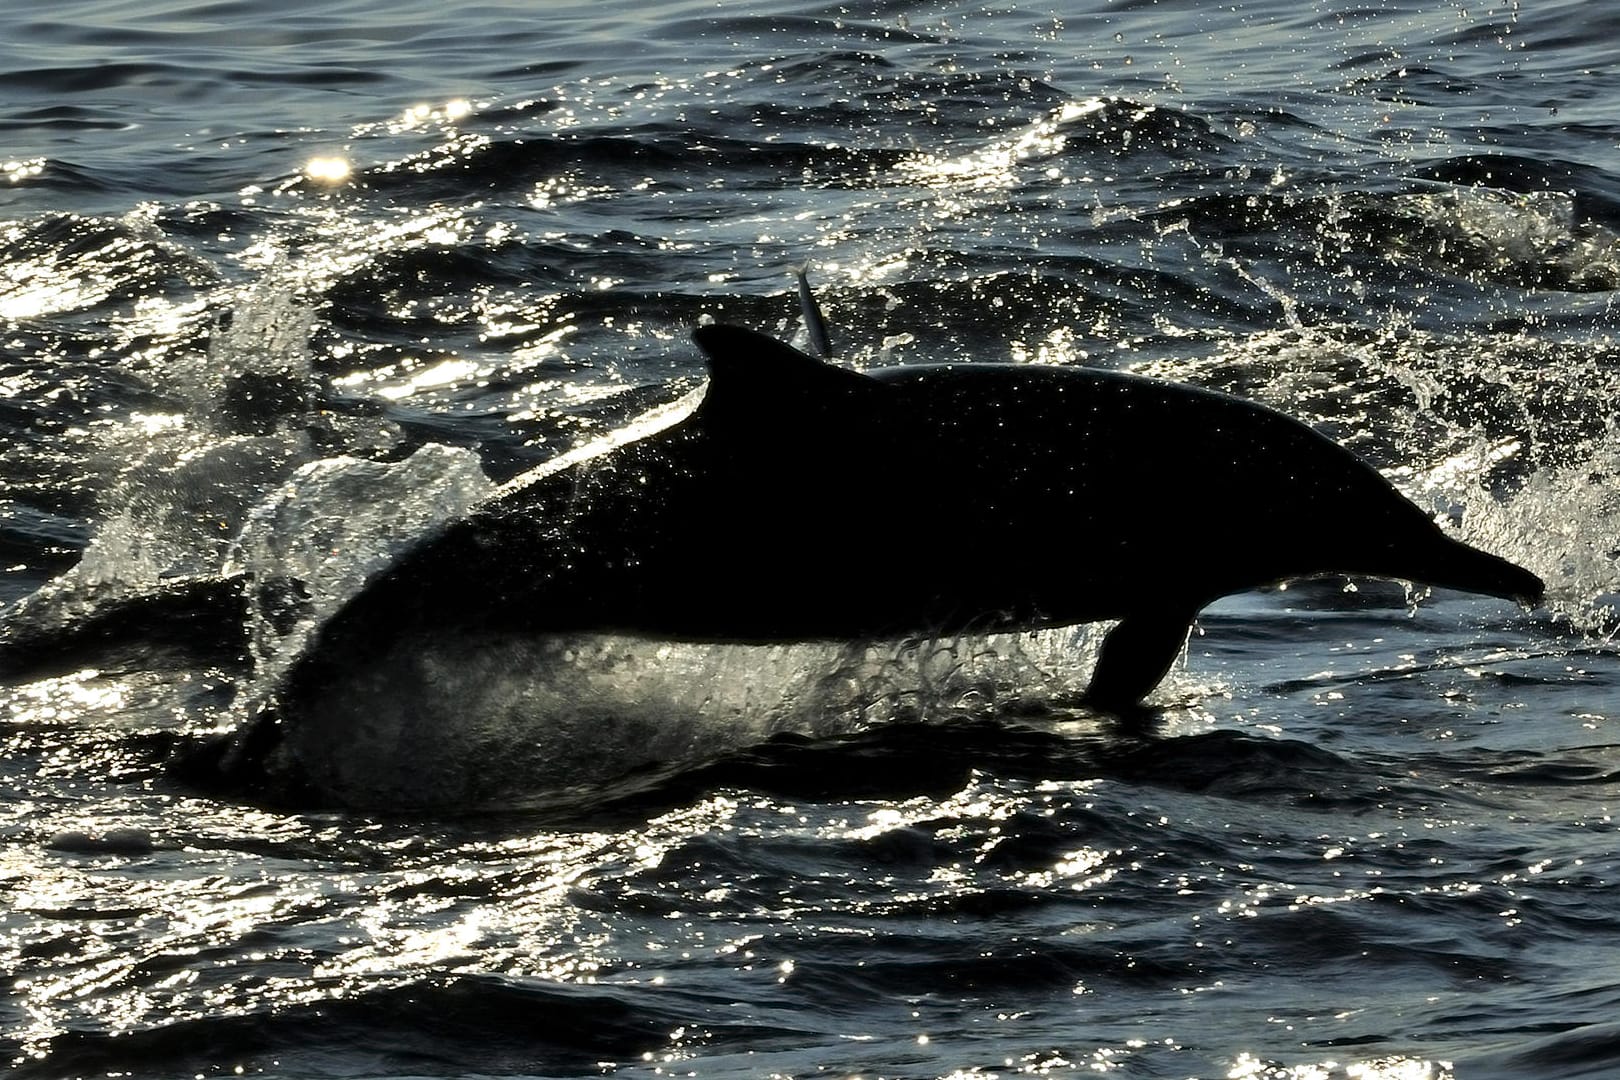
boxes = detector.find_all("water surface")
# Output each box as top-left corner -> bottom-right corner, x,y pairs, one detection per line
3,2 -> 1620,1078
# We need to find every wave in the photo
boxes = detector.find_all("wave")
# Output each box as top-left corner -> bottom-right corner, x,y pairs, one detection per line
6,974 -> 686,1080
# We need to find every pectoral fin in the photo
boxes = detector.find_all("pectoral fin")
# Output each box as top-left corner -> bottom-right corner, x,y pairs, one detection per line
1083,610 -> 1195,710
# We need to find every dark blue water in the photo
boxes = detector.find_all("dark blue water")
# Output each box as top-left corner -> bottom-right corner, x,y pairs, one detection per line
5,1 -> 1620,1077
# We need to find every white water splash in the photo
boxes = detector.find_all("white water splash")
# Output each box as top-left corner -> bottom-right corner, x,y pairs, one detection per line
226,444 -> 495,683
262,624 -> 1106,811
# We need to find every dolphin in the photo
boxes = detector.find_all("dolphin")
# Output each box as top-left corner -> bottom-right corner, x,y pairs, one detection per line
0,574 -> 249,680
249,322 -> 1540,736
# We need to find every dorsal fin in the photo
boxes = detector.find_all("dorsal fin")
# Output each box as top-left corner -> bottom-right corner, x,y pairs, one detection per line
691,324 -> 879,419
794,265 -> 834,360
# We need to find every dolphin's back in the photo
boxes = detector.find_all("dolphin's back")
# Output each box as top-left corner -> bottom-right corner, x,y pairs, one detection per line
865,360 -> 1537,604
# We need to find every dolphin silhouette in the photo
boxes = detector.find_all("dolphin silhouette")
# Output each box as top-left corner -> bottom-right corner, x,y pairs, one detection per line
258,322 -> 1540,728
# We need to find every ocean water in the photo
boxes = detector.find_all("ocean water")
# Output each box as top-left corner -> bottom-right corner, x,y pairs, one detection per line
4,0 -> 1620,1077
